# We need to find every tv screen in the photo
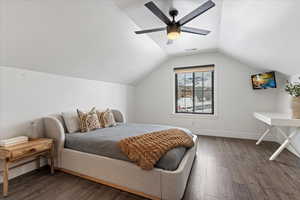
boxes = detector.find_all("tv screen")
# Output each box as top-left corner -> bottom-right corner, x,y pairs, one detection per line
251,71 -> 276,89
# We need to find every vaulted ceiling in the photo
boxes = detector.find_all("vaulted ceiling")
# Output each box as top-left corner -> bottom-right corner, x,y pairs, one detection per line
114,0 -> 300,76
1,0 -> 299,85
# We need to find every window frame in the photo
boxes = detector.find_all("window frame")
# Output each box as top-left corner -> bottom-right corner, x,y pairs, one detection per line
174,65 -> 215,115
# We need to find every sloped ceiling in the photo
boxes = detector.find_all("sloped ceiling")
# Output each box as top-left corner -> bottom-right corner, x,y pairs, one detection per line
1,0 -> 299,85
219,0 -> 300,76
0,0 -> 167,84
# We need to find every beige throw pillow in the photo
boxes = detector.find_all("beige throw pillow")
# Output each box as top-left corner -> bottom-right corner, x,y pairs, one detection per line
62,111 -> 80,133
77,107 -> 101,132
97,109 -> 116,128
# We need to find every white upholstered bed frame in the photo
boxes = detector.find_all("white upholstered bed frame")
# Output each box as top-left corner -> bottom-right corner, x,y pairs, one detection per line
43,110 -> 197,200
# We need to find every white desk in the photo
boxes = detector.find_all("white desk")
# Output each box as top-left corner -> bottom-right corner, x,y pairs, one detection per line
254,112 -> 300,160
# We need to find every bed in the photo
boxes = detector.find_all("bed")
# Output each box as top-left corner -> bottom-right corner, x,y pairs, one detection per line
43,110 -> 197,200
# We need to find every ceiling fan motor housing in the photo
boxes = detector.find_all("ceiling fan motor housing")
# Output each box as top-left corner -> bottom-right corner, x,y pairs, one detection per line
169,9 -> 179,18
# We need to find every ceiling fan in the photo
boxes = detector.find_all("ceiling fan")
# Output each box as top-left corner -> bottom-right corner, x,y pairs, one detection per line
135,0 -> 215,44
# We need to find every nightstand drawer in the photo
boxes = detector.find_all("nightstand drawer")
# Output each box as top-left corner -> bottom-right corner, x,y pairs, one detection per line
11,143 -> 52,159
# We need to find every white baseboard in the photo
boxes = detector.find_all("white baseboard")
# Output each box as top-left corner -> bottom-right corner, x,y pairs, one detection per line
285,146 -> 300,158
191,128 -> 275,141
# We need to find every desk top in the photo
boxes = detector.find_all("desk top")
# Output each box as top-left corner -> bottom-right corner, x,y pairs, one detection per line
254,112 -> 300,127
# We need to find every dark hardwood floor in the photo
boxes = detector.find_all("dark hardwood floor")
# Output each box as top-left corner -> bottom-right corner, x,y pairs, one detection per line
1,136 -> 300,200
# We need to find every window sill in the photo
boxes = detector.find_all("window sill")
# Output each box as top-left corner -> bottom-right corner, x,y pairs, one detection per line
169,113 -> 218,120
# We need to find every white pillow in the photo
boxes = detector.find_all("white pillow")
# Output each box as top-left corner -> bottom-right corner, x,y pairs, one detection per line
62,111 -> 80,133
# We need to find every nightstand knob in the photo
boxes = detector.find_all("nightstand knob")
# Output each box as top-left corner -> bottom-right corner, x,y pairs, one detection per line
28,148 -> 36,153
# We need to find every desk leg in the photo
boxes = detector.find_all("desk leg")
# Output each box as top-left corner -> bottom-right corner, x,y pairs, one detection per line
270,131 -> 297,161
3,159 -> 8,197
256,127 -> 271,145
276,127 -> 300,157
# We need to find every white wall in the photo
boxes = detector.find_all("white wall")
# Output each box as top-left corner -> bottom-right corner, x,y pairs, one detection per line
135,52 -> 280,140
0,66 -> 135,181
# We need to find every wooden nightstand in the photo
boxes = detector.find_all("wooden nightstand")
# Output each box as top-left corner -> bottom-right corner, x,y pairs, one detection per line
0,138 -> 54,197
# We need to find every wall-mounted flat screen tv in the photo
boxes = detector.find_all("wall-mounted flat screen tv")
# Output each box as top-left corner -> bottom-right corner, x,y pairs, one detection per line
251,71 -> 277,89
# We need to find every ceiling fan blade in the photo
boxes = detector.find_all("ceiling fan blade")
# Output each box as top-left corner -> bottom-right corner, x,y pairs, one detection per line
145,1 -> 172,25
135,27 -> 166,34
167,40 -> 173,45
177,0 -> 215,26
181,27 -> 210,35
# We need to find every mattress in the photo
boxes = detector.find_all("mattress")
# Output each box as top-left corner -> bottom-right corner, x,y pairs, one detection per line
64,123 -> 193,171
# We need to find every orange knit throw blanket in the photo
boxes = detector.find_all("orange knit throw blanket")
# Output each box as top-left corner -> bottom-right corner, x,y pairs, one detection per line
118,129 -> 194,170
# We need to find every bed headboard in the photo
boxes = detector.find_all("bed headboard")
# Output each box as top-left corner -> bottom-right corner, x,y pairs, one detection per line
45,109 -> 125,134
51,109 -> 124,130
43,109 -> 124,167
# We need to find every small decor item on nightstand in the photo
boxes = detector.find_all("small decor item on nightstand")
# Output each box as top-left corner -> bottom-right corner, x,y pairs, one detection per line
285,78 -> 300,119
0,136 -> 28,147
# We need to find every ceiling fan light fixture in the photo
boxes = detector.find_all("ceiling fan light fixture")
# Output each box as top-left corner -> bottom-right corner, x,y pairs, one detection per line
167,31 -> 180,40
167,25 -> 181,40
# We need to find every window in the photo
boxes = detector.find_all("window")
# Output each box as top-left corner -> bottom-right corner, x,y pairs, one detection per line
175,65 -> 214,114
